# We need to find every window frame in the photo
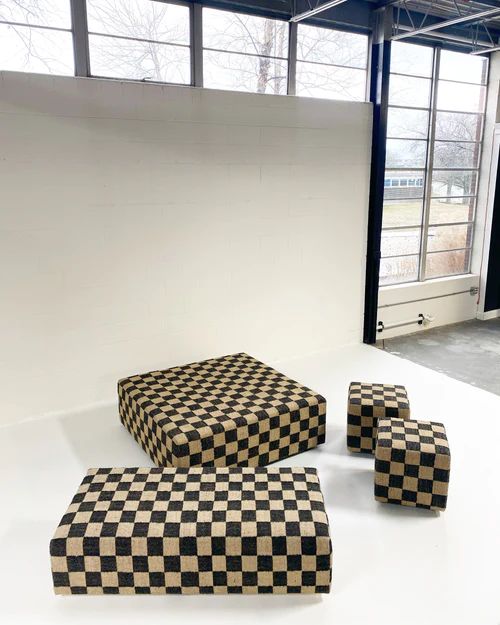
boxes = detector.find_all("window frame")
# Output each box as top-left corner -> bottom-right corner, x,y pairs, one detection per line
294,21 -> 370,102
85,0 -> 192,85
0,1 -> 371,100
380,43 -> 488,287
0,1 -> 74,75
201,6 -> 290,96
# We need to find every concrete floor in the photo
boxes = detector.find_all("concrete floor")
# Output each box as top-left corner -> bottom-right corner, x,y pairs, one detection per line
1,344 -> 499,625
378,318 -> 500,396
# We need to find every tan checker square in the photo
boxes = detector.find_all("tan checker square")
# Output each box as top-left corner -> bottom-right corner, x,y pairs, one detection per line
50,466 -> 332,595
374,417 -> 450,511
118,353 -> 326,468
347,382 -> 410,454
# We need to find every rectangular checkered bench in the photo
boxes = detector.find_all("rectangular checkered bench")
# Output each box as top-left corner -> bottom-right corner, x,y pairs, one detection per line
374,418 -> 450,511
50,466 -> 332,595
118,353 -> 326,468
347,382 -> 410,454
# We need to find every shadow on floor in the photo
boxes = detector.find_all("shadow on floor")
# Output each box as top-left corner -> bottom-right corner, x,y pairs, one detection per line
56,403 -> 154,469
376,318 -> 500,396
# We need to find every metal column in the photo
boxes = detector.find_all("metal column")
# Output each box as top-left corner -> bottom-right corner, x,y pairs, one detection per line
70,0 -> 90,77
287,21 -> 297,96
191,2 -> 203,87
363,6 -> 393,344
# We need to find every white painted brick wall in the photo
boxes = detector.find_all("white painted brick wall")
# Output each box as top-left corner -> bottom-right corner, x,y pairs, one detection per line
0,71 -> 372,424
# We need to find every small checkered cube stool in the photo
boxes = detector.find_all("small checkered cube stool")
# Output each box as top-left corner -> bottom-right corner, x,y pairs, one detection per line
347,382 -> 410,454
50,466 -> 332,595
119,353 -> 326,468
374,418 -> 450,511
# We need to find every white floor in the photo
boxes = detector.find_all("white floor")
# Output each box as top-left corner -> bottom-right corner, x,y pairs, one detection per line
1,344 -> 499,625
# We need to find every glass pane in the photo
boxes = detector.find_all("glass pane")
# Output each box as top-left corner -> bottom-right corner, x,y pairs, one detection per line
437,81 -> 486,113
0,23 -> 73,74
383,199 -> 423,228
425,249 -> 469,279
386,139 -> 427,168
390,41 -> 433,77
89,34 -> 190,83
297,24 -> 368,68
439,49 -> 487,85
380,255 -> 419,285
433,141 -> 480,169
203,8 -> 288,58
87,0 -> 190,45
387,107 -> 429,139
429,197 -> 475,225
296,63 -> 366,101
427,224 -> 473,252
204,50 -> 287,94
382,228 -> 421,257
431,170 -> 478,197
435,111 -> 483,142
389,74 -> 431,108
0,0 -> 70,28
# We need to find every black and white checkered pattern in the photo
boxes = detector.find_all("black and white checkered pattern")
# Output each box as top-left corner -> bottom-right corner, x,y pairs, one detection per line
118,353 -> 326,468
374,418 -> 450,511
50,467 -> 332,594
347,382 -> 410,453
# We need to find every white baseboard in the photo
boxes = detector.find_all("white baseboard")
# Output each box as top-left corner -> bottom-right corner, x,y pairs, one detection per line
477,309 -> 500,320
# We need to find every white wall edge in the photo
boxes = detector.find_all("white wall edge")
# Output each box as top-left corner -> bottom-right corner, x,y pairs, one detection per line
0,342 -> 357,429
0,398 -> 117,431
476,309 -> 500,320
477,125 -> 500,314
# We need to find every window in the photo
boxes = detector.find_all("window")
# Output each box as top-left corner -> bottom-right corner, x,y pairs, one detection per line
87,0 -> 191,84
296,24 -> 368,101
0,2 -> 370,103
203,8 -> 288,95
0,0 -> 74,75
380,42 -> 487,286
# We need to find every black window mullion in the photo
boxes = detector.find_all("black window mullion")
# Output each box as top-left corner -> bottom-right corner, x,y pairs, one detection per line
70,0 -> 91,77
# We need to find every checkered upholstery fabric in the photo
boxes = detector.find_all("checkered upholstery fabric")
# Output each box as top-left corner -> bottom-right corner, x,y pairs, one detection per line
374,418 -> 450,511
50,467 -> 332,595
347,382 -> 410,454
118,353 -> 326,468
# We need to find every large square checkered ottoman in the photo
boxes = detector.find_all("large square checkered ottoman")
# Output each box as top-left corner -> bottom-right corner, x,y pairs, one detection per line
347,382 -> 410,454
374,418 -> 450,511
50,466 -> 332,594
118,353 -> 326,468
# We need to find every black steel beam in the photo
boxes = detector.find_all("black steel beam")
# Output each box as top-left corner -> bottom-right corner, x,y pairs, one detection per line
363,6 -> 392,344
70,0 -> 90,77
193,0 -> 500,44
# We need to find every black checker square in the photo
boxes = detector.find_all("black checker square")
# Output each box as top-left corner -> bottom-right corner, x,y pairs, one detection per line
347,382 -> 410,454
50,466 -> 332,595
118,353 -> 326,468
374,418 -> 450,511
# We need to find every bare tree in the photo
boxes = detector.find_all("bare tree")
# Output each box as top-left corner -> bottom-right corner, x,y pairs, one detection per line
0,0 -> 71,73
203,11 -> 288,94
86,0 -> 189,82
204,14 -> 368,97
433,113 -> 480,204
295,26 -> 367,99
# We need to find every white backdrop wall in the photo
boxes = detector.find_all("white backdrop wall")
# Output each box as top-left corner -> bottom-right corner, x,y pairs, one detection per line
0,71 -> 372,425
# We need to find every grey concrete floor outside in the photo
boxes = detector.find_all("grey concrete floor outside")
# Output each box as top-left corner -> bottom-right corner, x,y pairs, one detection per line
376,318 -> 500,396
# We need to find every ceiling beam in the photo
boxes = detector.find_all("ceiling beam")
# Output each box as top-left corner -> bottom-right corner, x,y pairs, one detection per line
290,0 -> 349,23
471,44 -> 500,55
392,6 -> 500,42
395,22 -> 495,48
